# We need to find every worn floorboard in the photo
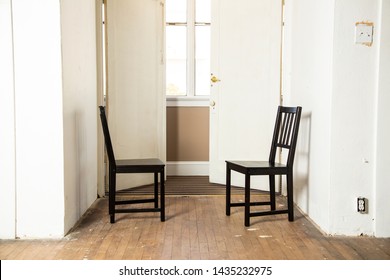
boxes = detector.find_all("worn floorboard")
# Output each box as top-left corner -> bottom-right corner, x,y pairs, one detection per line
1,193 -> 389,260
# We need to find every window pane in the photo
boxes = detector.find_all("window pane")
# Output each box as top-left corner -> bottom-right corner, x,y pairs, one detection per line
195,25 -> 210,96
166,26 -> 187,96
166,0 -> 187,23
196,0 -> 210,23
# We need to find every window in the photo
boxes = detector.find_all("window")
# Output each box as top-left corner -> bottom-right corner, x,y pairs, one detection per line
166,0 -> 211,104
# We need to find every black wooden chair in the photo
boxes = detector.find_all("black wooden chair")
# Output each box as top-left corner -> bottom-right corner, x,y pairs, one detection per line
226,106 -> 302,226
99,106 -> 165,224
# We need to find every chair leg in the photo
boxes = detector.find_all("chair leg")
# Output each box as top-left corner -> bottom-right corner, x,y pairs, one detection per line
226,164 -> 231,216
109,167 -> 116,224
154,172 -> 158,208
287,173 -> 294,221
269,175 -> 276,210
160,169 -> 165,222
244,174 -> 251,227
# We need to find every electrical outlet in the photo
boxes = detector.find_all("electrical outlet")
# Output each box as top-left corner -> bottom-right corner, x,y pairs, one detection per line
357,197 -> 367,213
355,22 -> 374,46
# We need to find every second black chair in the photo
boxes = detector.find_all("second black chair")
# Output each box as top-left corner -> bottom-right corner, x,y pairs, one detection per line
226,106 -> 302,226
99,106 -> 165,224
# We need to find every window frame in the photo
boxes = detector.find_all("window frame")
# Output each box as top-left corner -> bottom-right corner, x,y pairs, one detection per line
165,0 -> 210,107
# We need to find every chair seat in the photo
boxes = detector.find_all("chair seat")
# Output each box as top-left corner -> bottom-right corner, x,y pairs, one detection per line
226,160 -> 288,175
116,158 -> 165,173
116,158 -> 165,167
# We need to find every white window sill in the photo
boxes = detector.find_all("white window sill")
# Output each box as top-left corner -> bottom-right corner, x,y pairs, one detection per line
166,96 -> 210,107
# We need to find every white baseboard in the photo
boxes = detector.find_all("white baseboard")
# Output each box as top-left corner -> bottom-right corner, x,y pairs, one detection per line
167,161 -> 209,176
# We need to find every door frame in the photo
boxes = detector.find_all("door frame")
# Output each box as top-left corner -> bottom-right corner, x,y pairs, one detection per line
96,0 -> 106,197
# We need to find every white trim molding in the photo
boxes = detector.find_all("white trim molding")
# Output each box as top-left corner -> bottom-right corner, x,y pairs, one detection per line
167,161 -> 209,176
166,96 -> 210,107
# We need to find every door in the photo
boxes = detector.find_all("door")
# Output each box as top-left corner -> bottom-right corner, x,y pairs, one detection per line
209,0 -> 283,188
105,0 -> 166,190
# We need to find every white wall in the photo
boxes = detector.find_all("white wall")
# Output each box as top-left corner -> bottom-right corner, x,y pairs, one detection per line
12,0 -> 65,238
60,0 -> 98,234
375,0 -> 390,237
0,0 -> 16,238
330,0 -> 379,236
284,0 -> 335,233
0,0 -> 98,238
286,0 -> 389,237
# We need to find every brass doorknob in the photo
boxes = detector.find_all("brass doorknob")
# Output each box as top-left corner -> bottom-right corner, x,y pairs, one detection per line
211,75 -> 221,83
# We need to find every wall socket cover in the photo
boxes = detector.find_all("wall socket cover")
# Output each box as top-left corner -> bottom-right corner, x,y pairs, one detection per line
355,22 -> 374,46
357,197 -> 367,213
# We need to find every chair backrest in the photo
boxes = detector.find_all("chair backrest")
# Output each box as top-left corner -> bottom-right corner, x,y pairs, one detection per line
99,106 -> 116,166
269,106 -> 302,167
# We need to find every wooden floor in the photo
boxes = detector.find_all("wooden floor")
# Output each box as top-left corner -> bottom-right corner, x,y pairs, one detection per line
119,176 -> 255,195
1,193 -> 389,260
